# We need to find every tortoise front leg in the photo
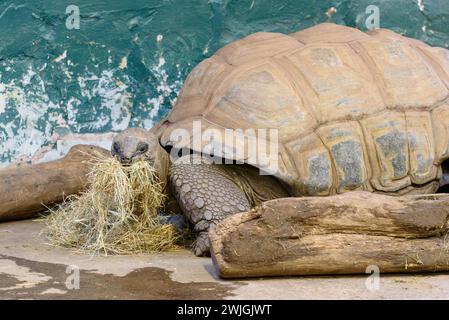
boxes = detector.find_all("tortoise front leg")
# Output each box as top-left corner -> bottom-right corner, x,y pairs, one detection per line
170,162 -> 251,256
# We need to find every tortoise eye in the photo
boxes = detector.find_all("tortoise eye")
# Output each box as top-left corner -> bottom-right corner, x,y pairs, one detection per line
137,143 -> 148,153
112,142 -> 120,153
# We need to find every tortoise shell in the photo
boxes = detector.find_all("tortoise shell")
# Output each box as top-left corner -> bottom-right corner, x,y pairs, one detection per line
157,23 -> 449,196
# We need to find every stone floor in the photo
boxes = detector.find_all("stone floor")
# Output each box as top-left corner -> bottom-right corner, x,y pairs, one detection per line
1,219 -> 449,299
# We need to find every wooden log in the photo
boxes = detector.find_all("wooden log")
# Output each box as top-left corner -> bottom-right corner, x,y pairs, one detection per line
0,145 -> 109,222
210,191 -> 449,278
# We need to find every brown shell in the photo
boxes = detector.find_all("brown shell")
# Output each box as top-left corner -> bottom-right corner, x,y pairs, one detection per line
158,23 -> 449,196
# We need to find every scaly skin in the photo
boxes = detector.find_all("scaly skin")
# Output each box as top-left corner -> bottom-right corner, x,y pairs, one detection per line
111,128 -> 289,256
170,160 -> 251,256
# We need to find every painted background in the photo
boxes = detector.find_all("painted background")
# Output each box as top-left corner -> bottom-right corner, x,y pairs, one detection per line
0,0 -> 448,166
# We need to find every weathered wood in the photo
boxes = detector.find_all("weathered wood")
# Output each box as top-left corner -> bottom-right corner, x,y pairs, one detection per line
0,145 -> 109,222
210,191 -> 449,278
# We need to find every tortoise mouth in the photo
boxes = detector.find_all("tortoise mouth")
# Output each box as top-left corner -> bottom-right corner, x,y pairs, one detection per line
118,157 -> 155,168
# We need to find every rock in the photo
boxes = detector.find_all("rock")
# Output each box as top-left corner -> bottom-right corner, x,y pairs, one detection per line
158,213 -> 188,233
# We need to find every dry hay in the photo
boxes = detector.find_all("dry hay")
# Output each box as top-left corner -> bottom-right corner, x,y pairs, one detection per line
45,153 -> 178,255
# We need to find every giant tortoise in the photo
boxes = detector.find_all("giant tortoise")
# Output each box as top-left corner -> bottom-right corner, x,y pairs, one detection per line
111,23 -> 449,256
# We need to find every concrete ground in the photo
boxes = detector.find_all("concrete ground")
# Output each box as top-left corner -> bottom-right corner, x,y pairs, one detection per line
1,219 -> 449,300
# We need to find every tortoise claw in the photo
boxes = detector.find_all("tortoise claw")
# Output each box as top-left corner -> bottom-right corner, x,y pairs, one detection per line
192,232 -> 211,257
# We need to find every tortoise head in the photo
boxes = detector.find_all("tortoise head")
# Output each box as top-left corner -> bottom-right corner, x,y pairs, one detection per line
111,128 -> 169,184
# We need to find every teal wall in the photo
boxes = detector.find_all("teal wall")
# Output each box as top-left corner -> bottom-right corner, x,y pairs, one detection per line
0,0 -> 448,164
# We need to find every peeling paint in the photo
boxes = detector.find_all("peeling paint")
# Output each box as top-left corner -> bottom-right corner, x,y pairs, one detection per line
416,0 -> 425,12
53,50 -> 67,63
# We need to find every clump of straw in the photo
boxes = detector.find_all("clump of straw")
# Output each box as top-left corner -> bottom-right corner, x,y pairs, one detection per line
45,153 -> 178,255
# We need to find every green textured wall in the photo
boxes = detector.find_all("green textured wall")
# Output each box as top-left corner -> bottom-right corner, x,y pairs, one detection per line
0,0 -> 448,165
